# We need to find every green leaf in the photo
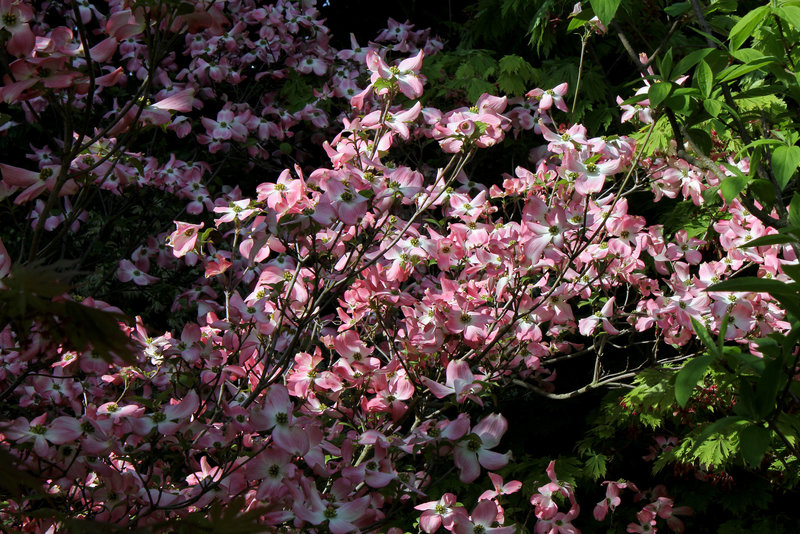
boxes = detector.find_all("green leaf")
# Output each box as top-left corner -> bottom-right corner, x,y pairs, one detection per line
694,428 -> 739,468
0,448 -> 46,501
675,354 -> 714,408
673,48 -> 714,77
774,294 -> 800,320
720,175 -> 748,203
696,60 -> 713,98
773,5 -> 800,30
709,277 -> 799,297
372,78 -> 394,93
749,178 -> 776,206
729,5 -> 770,51
664,2 -> 691,17
738,424 -> 770,467
689,416 -> 743,453
740,233 -> 798,248
660,48 -> 674,81
716,57 -> 778,83
756,357 -> 784,418
584,453 -> 608,479
568,6 -> 596,31
648,82 -> 673,108
687,128 -> 712,156
589,0 -> 622,27
175,2 -> 195,15
691,317 -> 719,357
730,48 -> 768,64
783,263 -> 800,282
772,145 -> 800,191
703,98 -> 722,117
735,138 -> 783,157
790,192 -> 800,228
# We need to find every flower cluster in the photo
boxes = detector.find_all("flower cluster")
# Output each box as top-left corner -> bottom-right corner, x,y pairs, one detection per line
1,0 -> 795,532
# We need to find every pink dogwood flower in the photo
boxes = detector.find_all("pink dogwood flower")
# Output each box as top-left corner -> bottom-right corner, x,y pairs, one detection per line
366,49 -> 424,99
133,390 -> 199,436
421,359 -> 483,405
454,413 -> 510,483
250,385 -> 309,455
415,493 -> 468,533
578,297 -> 620,336
117,259 -> 158,285
0,0 -> 35,56
453,499 -> 515,534
528,83 -> 569,112
480,472 -> 523,501
3,414 -> 82,456
169,221 -> 204,257
562,148 -> 623,195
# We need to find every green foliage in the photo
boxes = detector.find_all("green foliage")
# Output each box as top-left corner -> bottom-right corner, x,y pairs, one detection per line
588,0 -> 621,28
582,451 -> 608,480
684,427 -> 739,470
497,55 -> 537,95
675,353 -> 713,408
620,367 -> 678,429
772,145 -> 800,190
0,261 -> 136,364
423,49 -> 538,102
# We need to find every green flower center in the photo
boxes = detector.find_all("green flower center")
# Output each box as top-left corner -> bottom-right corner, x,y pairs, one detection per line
2,13 -> 18,26
466,433 -> 483,452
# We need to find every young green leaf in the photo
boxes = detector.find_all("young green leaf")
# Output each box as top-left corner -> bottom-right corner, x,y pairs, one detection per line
696,60 -> 713,98
756,357 -> 785,418
773,5 -> 800,30
664,2 -> 691,17
674,48 -> 714,77
648,82 -> 673,108
589,0 -> 622,27
568,6 -> 596,31
675,354 -> 714,408
703,98 -> 722,117
782,263 -> 800,283
584,453 -> 608,479
729,5 -> 770,51
771,145 -> 800,191
660,48 -> 674,81
740,233 -> 798,248
738,424 -> 771,467
709,277 -> 799,297
720,175 -> 748,203
789,192 -> 800,229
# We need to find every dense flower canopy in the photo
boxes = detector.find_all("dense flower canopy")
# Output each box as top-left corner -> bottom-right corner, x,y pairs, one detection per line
1,0 -> 800,532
